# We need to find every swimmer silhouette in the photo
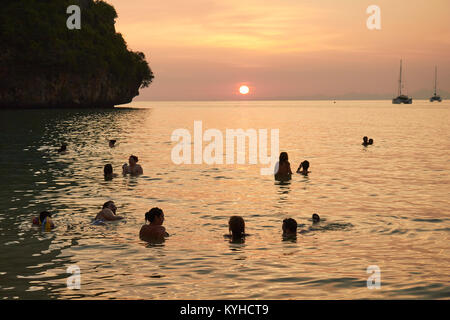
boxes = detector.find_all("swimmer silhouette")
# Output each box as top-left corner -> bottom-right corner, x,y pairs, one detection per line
139,207 -> 169,242
57,144 -> 67,153
109,139 -> 116,148
311,213 -> 353,232
282,218 -> 297,239
122,155 -> 143,176
32,211 -> 55,231
312,213 -> 320,223
225,216 -> 248,243
297,213 -> 321,234
296,160 -> 310,175
368,138 -> 374,145
104,164 -> 117,180
362,136 -> 369,146
93,201 -> 124,225
275,152 -> 292,181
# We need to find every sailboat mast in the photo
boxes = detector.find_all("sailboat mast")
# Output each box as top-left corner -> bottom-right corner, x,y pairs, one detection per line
434,66 -> 437,96
398,59 -> 403,96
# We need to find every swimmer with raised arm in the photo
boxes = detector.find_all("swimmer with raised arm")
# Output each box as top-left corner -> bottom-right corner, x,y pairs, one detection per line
139,207 -> 169,242
93,201 -> 124,224
275,152 -> 292,181
296,160 -> 310,175
122,155 -> 143,176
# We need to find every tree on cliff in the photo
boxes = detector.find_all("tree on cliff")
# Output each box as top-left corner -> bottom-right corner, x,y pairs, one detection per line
0,0 -> 154,107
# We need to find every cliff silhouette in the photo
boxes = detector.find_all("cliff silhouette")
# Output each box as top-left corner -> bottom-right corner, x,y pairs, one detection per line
0,0 -> 154,108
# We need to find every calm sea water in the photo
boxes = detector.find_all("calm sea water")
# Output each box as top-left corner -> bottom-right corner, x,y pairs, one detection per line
0,100 -> 449,299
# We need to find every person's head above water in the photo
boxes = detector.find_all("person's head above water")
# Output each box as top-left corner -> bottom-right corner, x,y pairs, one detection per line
102,200 -> 117,214
229,216 -> 245,238
363,136 -> 368,143
33,211 -> 54,230
301,160 -> 310,171
129,155 -> 138,166
368,138 -> 373,145
109,140 -> 116,147
145,207 -> 164,225
282,218 -> 297,236
297,160 -> 310,174
279,152 -> 289,163
39,211 -> 52,223
312,213 -> 320,223
104,164 -> 113,177
58,144 -> 67,152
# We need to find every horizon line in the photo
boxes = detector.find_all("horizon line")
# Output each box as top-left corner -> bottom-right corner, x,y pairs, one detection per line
130,98 -> 448,102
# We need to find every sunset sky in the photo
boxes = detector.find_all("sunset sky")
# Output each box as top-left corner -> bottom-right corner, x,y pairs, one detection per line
107,0 -> 450,100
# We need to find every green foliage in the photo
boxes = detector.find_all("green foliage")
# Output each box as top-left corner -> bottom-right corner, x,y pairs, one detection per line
0,0 -> 154,88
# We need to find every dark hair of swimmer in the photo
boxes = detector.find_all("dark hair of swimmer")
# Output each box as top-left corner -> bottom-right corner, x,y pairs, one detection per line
104,164 -> 113,177
229,216 -> 245,238
130,155 -> 138,163
363,136 -> 368,143
58,144 -> 67,152
368,138 -> 373,145
312,213 -> 320,222
145,207 -> 164,223
301,160 -> 310,171
102,200 -> 115,209
283,218 -> 298,233
109,140 -> 116,146
39,211 -> 52,223
279,152 -> 288,164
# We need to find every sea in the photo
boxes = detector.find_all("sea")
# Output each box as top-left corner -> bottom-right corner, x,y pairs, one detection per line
0,100 -> 449,299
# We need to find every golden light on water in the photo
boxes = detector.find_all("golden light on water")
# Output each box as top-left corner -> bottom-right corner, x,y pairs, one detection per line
239,85 -> 250,95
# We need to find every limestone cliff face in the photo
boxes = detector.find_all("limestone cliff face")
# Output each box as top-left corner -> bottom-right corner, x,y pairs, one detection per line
0,71 -> 141,109
0,0 -> 153,109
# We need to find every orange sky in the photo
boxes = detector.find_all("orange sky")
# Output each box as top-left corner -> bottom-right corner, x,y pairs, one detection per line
107,0 -> 450,100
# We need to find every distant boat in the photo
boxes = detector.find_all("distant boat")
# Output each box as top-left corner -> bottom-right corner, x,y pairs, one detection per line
430,66 -> 442,102
392,59 -> 412,104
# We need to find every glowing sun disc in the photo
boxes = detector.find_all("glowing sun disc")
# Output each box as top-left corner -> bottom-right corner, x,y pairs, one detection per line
239,85 -> 250,95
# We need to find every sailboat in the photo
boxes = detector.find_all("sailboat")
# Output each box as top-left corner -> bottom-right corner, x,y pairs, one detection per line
392,59 -> 412,104
430,66 -> 442,102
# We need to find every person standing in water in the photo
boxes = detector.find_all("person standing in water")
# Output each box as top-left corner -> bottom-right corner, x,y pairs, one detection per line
275,152 -> 292,181
368,138 -> 374,145
139,207 -> 169,242
296,160 -> 310,175
93,201 -> 124,224
122,155 -> 143,176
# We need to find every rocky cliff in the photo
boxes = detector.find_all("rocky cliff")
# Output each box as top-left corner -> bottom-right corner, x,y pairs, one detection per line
0,0 -> 154,108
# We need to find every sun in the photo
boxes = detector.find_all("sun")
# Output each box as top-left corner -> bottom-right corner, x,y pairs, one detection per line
239,85 -> 250,95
